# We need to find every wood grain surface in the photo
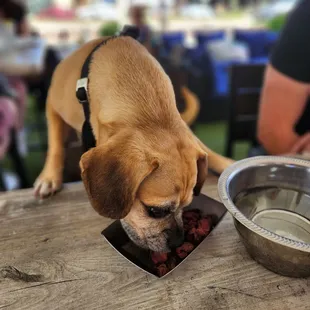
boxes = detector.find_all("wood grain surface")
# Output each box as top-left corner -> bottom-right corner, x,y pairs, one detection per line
0,176 -> 309,310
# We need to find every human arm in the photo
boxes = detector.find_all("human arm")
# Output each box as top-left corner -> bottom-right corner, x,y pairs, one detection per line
257,0 -> 310,155
258,65 -> 309,155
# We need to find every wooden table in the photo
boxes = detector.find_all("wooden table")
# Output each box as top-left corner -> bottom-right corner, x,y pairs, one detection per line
1,176 -> 309,310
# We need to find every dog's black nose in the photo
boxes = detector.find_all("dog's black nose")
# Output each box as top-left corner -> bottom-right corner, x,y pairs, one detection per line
167,228 -> 184,249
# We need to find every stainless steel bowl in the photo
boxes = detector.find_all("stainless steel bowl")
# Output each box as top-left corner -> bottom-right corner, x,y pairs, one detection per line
218,156 -> 310,278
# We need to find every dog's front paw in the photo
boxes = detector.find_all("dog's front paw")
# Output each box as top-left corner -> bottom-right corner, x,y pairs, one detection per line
34,172 -> 62,199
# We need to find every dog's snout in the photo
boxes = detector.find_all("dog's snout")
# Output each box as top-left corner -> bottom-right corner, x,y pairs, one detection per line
167,227 -> 184,249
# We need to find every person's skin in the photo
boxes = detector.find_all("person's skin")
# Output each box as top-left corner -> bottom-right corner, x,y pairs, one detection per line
257,64 -> 310,155
129,6 -> 152,53
291,133 -> 310,154
129,6 -> 143,27
16,17 -> 30,36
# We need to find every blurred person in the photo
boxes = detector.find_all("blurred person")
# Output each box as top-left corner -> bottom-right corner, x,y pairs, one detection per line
129,5 -> 153,52
57,30 -> 79,60
0,0 -> 29,124
26,29 -> 61,112
0,74 -> 18,160
159,0 -> 168,33
0,0 -> 30,36
258,0 -> 310,156
0,0 -> 28,157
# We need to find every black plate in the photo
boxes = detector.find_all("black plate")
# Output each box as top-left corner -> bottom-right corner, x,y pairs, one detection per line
102,194 -> 226,278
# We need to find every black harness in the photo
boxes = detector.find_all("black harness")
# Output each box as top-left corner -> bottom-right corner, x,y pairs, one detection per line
75,25 -> 140,153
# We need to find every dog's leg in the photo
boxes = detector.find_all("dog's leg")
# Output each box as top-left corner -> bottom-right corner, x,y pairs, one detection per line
34,102 -> 69,198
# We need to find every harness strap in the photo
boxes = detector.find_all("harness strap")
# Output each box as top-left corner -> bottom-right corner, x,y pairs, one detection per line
75,25 -> 140,153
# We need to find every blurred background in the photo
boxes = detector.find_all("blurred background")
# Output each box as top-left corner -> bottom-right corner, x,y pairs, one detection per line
0,0 -> 296,191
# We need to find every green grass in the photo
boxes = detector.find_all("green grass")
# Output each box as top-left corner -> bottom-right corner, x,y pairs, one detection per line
24,96 -> 47,183
194,122 -> 250,160
216,9 -> 247,20
24,152 -> 45,185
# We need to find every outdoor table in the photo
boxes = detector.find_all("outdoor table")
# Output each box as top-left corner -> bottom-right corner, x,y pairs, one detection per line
1,173 -> 309,310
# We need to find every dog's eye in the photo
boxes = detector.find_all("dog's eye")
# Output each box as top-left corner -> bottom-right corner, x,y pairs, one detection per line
145,206 -> 171,219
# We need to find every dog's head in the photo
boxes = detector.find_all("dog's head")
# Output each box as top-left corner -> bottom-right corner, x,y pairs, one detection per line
80,129 -> 207,252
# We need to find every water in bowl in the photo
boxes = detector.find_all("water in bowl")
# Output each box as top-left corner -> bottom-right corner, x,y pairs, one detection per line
234,187 -> 310,243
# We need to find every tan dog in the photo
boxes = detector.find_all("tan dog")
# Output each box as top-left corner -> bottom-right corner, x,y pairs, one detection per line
34,36 -> 233,252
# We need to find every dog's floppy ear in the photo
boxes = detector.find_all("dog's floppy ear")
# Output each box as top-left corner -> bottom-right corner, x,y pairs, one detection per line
80,137 -> 159,219
193,152 -> 208,196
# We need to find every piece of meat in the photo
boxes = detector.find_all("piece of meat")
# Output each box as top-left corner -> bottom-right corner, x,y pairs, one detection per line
183,210 -> 201,232
182,210 -> 201,222
186,227 -> 204,243
196,227 -> 207,237
156,264 -> 169,277
151,252 -> 168,265
151,212 -> 213,276
184,219 -> 198,232
176,242 -> 194,259
198,217 -> 211,234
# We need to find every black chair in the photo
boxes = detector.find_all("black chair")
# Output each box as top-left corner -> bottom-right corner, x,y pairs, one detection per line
0,166 -> 6,191
225,64 -> 266,158
25,46 -> 61,153
159,59 -> 200,129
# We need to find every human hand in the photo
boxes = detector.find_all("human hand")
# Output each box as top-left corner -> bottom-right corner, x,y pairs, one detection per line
290,132 -> 310,155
